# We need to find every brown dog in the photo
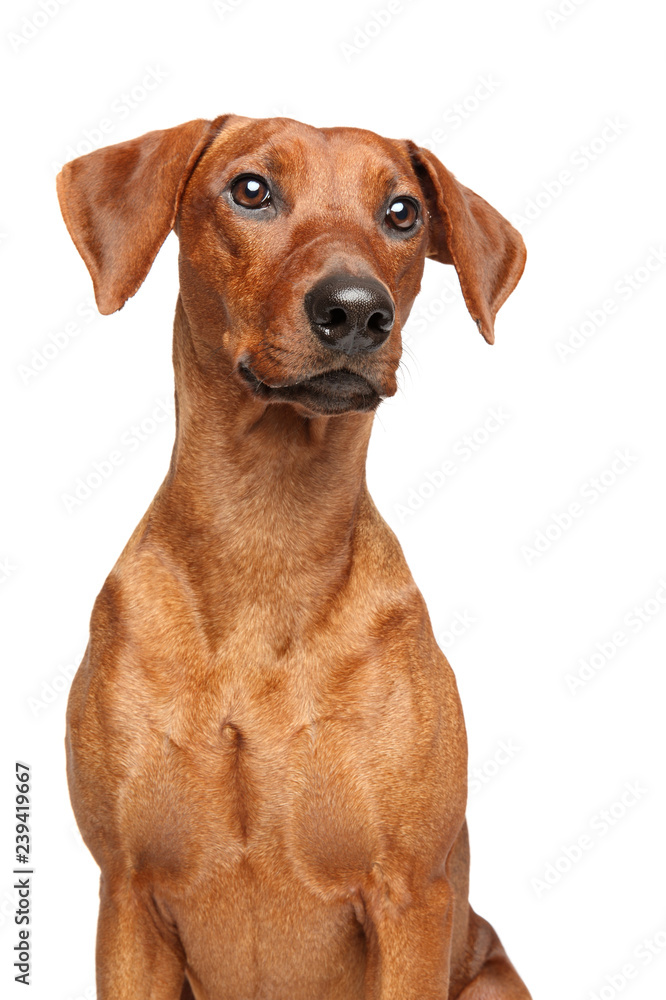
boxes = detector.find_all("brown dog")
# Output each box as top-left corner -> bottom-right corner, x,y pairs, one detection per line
57,114 -> 529,1000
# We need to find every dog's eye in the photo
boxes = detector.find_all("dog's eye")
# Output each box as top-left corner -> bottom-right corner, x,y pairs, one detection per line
230,175 -> 271,209
386,198 -> 419,231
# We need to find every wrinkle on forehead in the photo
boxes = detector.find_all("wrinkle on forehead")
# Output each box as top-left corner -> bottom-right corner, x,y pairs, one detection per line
203,116 -> 416,195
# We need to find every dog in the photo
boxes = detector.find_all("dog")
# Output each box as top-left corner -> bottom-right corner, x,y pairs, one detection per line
57,113 -> 529,1000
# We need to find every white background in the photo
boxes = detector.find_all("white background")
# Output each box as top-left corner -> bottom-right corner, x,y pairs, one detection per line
2,1 -> 665,998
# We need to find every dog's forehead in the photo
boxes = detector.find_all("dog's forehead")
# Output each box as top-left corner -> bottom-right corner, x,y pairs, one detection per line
202,115 -> 417,191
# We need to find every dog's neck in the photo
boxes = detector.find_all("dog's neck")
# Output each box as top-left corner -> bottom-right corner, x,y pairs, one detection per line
154,297 -> 376,609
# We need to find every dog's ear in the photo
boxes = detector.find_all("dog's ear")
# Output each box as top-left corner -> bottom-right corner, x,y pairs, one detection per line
406,142 -> 526,344
56,118 -> 225,314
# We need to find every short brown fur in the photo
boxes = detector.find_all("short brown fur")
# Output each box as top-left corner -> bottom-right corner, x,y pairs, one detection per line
58,114 -> 529,1000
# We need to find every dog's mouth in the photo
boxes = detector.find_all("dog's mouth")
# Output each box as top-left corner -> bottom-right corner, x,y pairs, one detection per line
238,363 -> 383,415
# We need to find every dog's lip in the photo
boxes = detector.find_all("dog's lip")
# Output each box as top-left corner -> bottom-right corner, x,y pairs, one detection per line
237,362 -> 384,414
239,363 -> 382,397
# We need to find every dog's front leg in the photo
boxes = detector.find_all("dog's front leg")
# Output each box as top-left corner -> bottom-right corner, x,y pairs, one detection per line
361,872 -> 453,1000
95,875 -> 187,1000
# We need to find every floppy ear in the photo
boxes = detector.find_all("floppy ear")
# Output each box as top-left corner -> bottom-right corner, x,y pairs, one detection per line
406,142 -> 526,344
56,118 -> 224,314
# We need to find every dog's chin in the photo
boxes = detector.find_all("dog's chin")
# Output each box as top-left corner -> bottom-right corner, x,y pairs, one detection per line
238,364 -> 385,415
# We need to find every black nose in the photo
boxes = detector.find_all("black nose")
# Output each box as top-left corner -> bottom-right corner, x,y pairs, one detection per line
304,274 -> 395,354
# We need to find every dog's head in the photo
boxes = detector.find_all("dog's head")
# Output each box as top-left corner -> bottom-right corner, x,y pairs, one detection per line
57,115 -> 526,417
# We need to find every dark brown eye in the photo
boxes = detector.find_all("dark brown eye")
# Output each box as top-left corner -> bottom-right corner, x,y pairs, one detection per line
386,197 -> 418,231
230,175 -> 271,209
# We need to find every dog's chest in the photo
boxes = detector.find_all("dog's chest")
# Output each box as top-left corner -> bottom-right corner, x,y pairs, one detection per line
121,655 -> 421,894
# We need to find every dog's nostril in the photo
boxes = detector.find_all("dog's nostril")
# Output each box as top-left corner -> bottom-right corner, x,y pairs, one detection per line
305,273 -> 395,355
368,310 -> 391,333
328,307 -> 347,327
